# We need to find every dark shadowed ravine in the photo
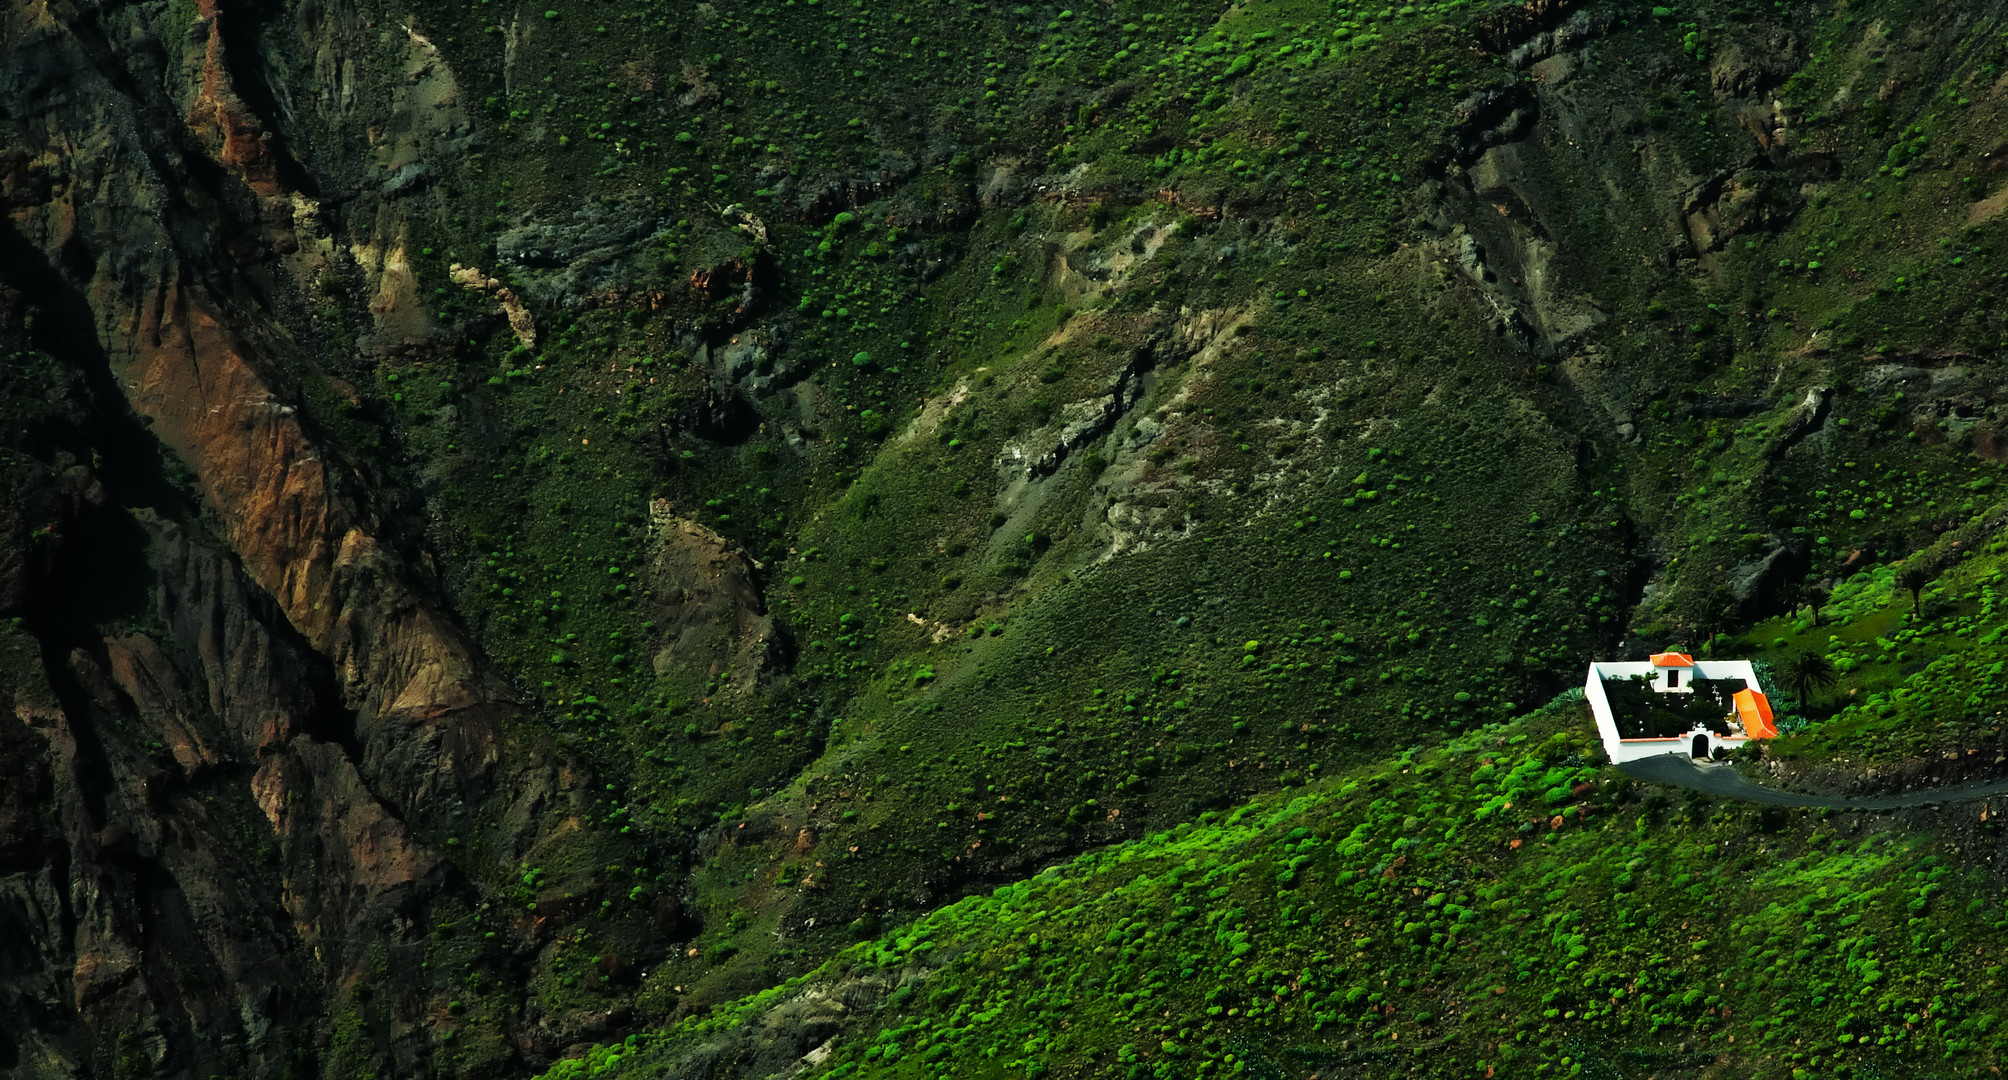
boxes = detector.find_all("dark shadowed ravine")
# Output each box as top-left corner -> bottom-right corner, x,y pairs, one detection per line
1620,756 -> 2008,810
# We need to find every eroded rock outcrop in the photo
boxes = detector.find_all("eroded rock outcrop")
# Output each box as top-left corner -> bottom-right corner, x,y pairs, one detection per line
644,498 -> 785,695
0,3 -> 602,1074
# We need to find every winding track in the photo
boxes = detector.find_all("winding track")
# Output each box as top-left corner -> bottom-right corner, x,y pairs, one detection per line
1618,755 -> 2008,809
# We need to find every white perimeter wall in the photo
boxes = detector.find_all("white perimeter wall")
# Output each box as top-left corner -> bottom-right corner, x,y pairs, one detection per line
1585,661 -> 1757,763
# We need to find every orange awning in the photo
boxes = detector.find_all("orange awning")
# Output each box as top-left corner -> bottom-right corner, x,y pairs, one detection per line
1734,689 -> 1777,738
1650,652 -> 1694,667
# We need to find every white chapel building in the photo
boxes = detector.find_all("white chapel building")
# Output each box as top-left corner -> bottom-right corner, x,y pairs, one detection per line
1584,651 -> 1777,763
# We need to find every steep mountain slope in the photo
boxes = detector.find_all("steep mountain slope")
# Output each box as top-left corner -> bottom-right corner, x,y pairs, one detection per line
541,699 -> 2008,1080
4,0 -> 2008,1074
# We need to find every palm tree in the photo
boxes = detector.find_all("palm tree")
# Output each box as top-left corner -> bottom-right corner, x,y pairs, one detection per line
1806,585 -> 1831,627
1777,579 -> 1806,620
1782,651 -> 1838,710
1898,565 -> 1930,619
1695,588 -> 1739,652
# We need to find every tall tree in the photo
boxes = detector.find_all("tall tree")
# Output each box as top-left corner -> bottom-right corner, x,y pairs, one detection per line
1778,579 -> 1806,620
1898,565 -> 1931,619
1698,587 -> 1739,651
1782,651 -> 1838,709
1807,585 -> 1831,628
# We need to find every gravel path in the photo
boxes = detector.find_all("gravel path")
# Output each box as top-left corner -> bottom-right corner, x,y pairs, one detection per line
1618,755 -> 2008,809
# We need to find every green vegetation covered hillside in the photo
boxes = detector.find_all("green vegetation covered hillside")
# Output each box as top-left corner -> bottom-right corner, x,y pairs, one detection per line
538,700 -> 2008,1080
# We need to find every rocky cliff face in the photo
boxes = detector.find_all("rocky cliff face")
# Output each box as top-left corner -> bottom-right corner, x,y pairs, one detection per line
0,2 -> 622,1072
0,258 -> 646,1076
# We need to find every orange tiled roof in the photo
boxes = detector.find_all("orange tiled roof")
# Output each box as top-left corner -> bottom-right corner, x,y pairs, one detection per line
1649,652 -> 1694,667
1734,688 -> 1777,738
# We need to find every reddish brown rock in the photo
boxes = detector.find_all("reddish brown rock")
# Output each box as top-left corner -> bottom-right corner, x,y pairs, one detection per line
185,0 -> 280,196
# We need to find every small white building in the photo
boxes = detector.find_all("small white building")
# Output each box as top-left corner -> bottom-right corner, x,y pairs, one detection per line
1584,651 -> 1777,763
